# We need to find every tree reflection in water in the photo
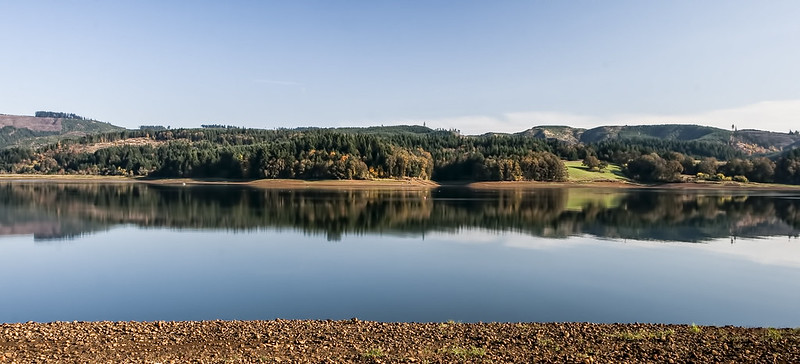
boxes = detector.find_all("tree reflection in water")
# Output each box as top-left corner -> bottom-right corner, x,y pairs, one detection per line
0,183 -> 798,242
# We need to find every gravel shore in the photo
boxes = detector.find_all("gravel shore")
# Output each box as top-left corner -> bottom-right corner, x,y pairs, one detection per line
1,320 -> 798,363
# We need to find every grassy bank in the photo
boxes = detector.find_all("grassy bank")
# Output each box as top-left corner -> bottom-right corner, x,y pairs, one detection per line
564,160 -> 630,183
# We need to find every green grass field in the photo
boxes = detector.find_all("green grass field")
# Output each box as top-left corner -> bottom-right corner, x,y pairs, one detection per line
564,160 -> 629,182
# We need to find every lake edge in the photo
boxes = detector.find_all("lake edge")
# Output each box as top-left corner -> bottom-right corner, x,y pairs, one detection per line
3,174 -> 800,191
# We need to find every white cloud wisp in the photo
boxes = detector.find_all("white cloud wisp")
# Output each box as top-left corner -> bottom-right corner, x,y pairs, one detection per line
354,99 -> 800,135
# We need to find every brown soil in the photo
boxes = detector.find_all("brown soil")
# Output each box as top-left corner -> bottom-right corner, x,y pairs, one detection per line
0,175 -> 441,189
247,178 -> 439,189
0,175 -> 134,184
648,182 -> 800,191
0,114 -> 61,132
68,137 -> 164,154
0,320 -> 797,363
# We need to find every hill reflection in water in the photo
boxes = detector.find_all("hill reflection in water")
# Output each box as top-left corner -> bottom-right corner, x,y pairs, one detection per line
0,182 -> 798,242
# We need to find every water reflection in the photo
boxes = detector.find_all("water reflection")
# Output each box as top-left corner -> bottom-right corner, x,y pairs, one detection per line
2,182 -> 800,325
0,182 -> 798,242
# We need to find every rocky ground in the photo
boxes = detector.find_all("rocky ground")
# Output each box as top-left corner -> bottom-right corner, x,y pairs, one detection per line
1,320 -> 799,363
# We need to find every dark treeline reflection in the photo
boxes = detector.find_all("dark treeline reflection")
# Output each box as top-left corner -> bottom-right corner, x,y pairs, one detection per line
0,183 -> 798,242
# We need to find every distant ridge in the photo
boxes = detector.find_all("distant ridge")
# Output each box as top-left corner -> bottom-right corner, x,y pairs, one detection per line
2,111 -> 800,156
518,124 -> 800,155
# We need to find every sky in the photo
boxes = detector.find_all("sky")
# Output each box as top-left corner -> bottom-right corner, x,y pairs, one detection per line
1,1 -> 799,134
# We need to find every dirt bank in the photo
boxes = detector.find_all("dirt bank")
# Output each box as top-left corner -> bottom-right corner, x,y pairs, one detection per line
0,175 -> 439,189
466,180 -> 800,191
0,174 -> 133,184
247,178 -> 439,189
1,320 -> 798,363
1,174 -> 800,191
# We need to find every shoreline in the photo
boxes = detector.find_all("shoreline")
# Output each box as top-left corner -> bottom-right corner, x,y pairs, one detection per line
1,320 -> 797,363
0,175 -> 440,189
466,180 -> 800,191
1,174 -> 800,191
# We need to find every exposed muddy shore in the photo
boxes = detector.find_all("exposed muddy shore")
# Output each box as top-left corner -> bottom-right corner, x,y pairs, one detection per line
1,320 -> 798,363
2,174 -> 800,191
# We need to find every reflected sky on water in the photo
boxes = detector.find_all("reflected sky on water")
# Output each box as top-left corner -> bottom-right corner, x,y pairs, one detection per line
1,183 -> 799,326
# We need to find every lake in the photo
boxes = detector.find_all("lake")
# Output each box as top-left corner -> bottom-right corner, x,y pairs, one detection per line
1,182 -> 799,327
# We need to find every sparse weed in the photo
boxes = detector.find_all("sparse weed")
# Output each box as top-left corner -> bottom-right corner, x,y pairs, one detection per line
765,328 -> 783,340
535,337 -> 563,352
690,323 -> 702,334
362,348 -> 385,358
440,346 -> 487,358
439,320 -> 456,327
616,331 -> 647,341
537,338 -> 555,347
655,329 -> 675,340
438,320 -> 462,334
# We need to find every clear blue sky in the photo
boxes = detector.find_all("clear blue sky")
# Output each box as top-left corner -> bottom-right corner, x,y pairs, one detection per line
1,1 -> 799,134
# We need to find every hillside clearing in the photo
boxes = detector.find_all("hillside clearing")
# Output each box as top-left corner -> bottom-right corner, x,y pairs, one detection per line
68,137 -> 164,154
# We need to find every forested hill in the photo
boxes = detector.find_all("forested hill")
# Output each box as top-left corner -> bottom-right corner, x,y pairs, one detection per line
0,126 -> 569,181
0,112 -> 123,149
519,124 -> 800,155
1,119 -> 800,184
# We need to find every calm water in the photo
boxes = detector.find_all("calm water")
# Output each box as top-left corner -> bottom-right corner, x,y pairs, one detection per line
1,183 -> 799,326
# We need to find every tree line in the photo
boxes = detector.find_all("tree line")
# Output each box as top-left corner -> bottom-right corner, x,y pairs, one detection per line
0,128 -> 569,181
1,126 -> 799,184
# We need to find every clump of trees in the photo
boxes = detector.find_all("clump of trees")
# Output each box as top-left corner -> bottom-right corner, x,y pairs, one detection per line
433,152 -> 567,181
718,157 -> 776,183
35,111 -> 88,120
139,125 -> 168,131
619,149 -> 800,185
776,148 -> 800,184
595,138 -> 742,164
201,124 -> 239,129
582,155 -> 608,171
624,153 -> 684,182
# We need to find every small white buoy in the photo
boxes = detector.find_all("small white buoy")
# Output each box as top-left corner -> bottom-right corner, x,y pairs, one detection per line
182,182 -> 186,186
